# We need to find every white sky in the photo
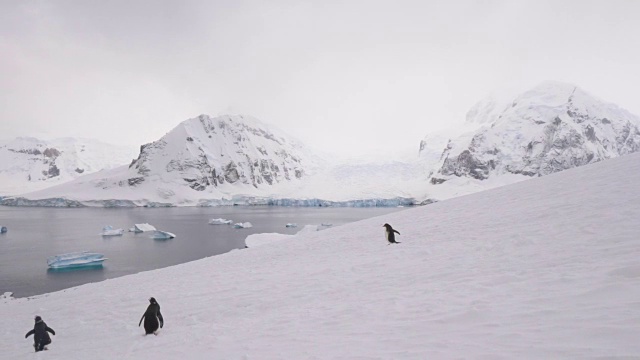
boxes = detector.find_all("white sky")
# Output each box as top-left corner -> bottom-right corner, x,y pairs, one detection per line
2,0 -> 640,157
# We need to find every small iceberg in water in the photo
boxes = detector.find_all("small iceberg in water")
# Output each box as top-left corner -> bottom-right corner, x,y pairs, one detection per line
233,222 -> 253,229
129,223 -> 156,233
151,230 -> 176,240
47,252 -> 107,269
100,225 -> 124,236
0,226 -> 7,233
208,218 -> 233,225
285,223 -> 298,228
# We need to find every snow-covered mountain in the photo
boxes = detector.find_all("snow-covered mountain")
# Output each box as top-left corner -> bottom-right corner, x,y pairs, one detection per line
5,81 -> 640,207
0,137 -> 137,196
418,81 -> 640,201
4,115 -> 330,206
2,148 -> 639,359
128,114 -> 320,190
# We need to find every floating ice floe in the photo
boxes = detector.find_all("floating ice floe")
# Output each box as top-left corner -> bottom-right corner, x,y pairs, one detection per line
129,223 -> 156,233
0,226 -> 7,233
233,222 -> 253,229
100,225 -> 124,236
151,230 -> 176,240
47,251 -> 108,269
208,218 -> 233,225
285,223 -> 298,228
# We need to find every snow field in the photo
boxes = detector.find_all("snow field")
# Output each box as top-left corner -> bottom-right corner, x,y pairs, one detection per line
1,153 -> 639,359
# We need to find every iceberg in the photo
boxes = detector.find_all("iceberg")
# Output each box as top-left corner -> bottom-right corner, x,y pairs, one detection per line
208,218 -> 233,225
0,226 -> 7,233
233,222 -> 253,229
285,223 -> 298,228
129,223 -> 156,233
100,225 -> 124,236
47,251 -> 107,269
151,230 -> 176,240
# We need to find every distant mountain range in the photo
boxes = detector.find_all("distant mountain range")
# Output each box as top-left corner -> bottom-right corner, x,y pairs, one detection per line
0,137 -> 136,196
3,81 -> 639,207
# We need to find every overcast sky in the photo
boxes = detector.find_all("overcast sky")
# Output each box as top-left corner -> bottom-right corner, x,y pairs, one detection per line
2,0 -> 640,157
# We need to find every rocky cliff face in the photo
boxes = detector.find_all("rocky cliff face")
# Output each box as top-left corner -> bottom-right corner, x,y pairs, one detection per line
127,114 -> 314,191
425,82 -> 640,183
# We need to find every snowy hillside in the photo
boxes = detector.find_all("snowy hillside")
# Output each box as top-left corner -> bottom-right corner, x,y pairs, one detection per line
6,82 -> 640,207
5,115 -> 327,206
0,137 -> 137,196
418,81 -> 640,202
6,115 -> 426,207
1,152 -> 639,359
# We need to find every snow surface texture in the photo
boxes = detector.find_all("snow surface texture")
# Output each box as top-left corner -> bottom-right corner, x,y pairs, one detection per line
1,152 -> 639,359
0,137 -> 136,196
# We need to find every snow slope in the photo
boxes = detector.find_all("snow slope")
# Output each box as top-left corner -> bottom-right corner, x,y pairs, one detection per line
0,137 -> 136,196
9,115 -> 425,206
1,152 -> 639,359
417,81 -> 640,203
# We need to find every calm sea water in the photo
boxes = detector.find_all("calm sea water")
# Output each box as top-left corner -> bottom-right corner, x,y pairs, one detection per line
0,206 -> 404,298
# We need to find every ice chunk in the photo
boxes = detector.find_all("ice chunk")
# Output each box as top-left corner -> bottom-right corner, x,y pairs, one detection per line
285,223 -> 298,228
208,218 -> 233,225
129,223 -> 156,233
233,222 -> 253,229
47,251 -> 107,269
0,226 -> 7,233
151,230 -> 176,240
100,225 -> 124,236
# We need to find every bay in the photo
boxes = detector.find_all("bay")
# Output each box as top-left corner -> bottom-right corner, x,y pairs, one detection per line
0,206 -> 404,298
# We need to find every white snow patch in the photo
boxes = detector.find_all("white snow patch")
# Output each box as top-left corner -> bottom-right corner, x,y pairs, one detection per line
1,153 -> 640,358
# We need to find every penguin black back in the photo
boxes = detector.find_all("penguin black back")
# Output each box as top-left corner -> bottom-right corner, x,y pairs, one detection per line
383,223 -> 401,244
139,297 -> 164,335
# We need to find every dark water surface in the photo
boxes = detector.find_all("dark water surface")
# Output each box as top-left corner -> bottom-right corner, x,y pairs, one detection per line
0,206 -> 403,297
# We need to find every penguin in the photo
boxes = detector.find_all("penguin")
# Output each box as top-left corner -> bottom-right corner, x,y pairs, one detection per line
139,297 -> 164,335
383,223 -> 401,244
25,315 -> 55,352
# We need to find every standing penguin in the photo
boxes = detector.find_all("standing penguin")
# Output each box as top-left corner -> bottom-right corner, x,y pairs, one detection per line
25,316 -> 55,352
138,297 -> 164,335
383,223 -> 401,244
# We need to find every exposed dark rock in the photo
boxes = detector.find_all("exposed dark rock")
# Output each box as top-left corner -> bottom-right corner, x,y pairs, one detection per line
128,177 -> 145,186
43,148 -> 61,158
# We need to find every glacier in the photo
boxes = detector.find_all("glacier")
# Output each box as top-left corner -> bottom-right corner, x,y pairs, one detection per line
47,252 -> 107,269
